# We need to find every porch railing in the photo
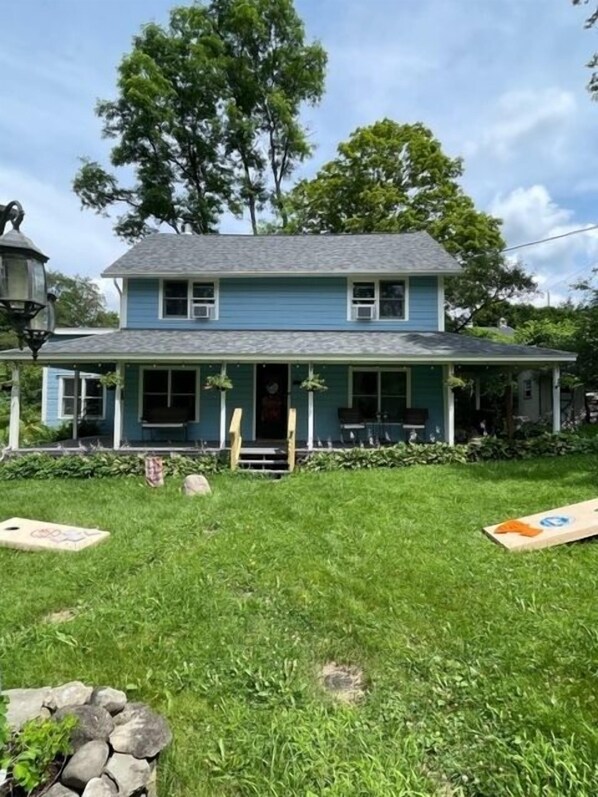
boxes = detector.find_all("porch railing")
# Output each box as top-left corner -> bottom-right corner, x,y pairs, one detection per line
287,407 -> 297,473
229,408 -> 243,470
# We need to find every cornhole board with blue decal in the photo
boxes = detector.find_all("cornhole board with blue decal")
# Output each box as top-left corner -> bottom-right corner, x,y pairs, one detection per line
0,517 -> 109,552
484,498 -> 598,551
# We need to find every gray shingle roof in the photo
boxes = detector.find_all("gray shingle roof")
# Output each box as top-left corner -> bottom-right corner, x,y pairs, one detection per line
102,232 -> 462,277
0,330 -> 576,364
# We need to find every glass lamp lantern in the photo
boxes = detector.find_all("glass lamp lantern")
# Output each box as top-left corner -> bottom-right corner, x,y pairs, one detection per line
24,292 -> 56,360
0,227 -> 49,334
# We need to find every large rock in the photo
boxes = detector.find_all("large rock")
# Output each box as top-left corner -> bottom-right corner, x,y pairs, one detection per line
2,687 -> 51,731
105,753 -> 151,796
44,785 -> 78,797
55,704 -> 114,749
61,740 -> 109,789
82,778 -> 118,797
110,704 -> 172,759
90,686 -> 127,715
182,474 -> 211,496
45,681 -> 93,711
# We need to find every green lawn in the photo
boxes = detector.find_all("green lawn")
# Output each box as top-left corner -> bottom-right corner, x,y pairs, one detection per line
1,457 -> 598,796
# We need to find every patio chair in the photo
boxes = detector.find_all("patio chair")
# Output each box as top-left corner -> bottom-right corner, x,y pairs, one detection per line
338,408 -> 366,444
402,408 -> 429,442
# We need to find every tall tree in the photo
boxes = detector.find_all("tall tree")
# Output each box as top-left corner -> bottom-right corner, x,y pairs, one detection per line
73,0 -> 326,239
573,1 -> 598,97
284,119 -> 535,327
47,272 -> 119,328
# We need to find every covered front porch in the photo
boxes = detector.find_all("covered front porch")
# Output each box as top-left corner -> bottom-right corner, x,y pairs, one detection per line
1,328 -> 576,464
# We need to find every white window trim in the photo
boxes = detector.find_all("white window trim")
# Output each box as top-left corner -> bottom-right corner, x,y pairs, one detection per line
348,366 -> 411,420
58,373 -> 106,421
158,279 -> 220,321
437,276 -> 445,332
138,366 -> 201,422
347,278 -> 409,322
523,378 -> 533,401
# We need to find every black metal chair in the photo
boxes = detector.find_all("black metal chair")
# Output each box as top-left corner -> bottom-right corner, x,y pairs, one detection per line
337,408 -> 366,444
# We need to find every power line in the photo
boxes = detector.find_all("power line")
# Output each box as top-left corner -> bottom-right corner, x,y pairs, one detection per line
503,223 -> 598,253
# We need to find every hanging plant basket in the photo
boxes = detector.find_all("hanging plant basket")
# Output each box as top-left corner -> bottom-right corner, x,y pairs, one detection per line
204,373 -> 233,392
300,373 -> 328,392
445,374 -> 474,393
99,371 -> 123,390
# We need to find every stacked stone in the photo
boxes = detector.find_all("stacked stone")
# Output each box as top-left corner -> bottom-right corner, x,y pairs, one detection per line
2,682 -> 171,796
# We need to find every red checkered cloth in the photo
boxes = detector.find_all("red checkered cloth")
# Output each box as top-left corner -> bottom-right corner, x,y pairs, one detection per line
145,456 -> 164,487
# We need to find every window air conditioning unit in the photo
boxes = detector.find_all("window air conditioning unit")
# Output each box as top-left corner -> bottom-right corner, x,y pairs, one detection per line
355,304 -> 375,320
192,303 -> 212,320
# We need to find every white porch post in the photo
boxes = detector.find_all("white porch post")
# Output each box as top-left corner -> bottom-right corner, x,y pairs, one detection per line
474,378 -> 481,411
444,363 -> 455,445
8,364 -> 20,450
552,364 -> 561,434
219,363 -> 227,449
113,362 -> 124,450
307,362 -> 314,450
72,369 -> 79,441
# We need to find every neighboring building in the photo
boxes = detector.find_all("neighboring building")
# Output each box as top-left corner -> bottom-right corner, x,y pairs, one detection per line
41,328 -> 115,437
480,319 -> 585,428
0,233 -> 576,456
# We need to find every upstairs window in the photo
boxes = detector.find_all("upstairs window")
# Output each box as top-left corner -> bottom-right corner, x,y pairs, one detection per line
161,280 -> 218,320
163,280 -> 188,318
349,279 -> 407,321
60,375 -> 105,420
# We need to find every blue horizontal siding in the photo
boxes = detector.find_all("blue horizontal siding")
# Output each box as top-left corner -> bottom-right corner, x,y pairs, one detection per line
125,276 -> 440,331
43,363 -> 447,443
121,363 -> 254,443
117,363 -> 446,443
43,366 -> 114,435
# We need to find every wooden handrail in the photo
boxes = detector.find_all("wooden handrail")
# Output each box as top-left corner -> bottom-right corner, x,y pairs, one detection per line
287,407 -> 297,473
229,407 -> 243,470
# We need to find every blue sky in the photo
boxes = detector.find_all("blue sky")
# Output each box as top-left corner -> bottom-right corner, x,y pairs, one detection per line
1,0 -> 597,309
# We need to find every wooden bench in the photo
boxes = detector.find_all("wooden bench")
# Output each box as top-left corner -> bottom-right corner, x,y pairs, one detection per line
141,407 -> 190,441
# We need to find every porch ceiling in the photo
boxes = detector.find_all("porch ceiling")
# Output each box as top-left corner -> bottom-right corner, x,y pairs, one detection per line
0,329 -> 577,365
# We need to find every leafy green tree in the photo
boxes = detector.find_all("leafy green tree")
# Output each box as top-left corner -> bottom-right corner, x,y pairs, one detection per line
473,300 -> 579,329
47,271 -> 118,328
283,119 -> 535,327
73,0 -> 326,239
573,1 -> 598,97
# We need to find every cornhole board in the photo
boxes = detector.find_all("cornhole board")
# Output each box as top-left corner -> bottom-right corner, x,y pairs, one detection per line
0,517 -> 109,552
484,498 -> 598,551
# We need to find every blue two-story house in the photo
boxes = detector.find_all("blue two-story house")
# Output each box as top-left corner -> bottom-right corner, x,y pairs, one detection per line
1,232 -> 575,463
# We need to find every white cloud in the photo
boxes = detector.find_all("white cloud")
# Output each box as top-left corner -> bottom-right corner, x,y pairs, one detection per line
465,89 -> 576,162
490,185 -> 598,300
0,165 -> 125,272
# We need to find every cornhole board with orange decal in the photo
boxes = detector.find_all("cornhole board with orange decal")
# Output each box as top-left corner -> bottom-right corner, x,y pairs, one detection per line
0,517 -> 109,552
484,498 -> 598,551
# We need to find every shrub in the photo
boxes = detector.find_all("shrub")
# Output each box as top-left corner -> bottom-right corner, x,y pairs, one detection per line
301,432 -> 598,472
0,452 -> 225,481
0,715 -> 76,794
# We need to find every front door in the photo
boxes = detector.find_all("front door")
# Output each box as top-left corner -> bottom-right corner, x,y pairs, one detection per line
255,363 -> 289,440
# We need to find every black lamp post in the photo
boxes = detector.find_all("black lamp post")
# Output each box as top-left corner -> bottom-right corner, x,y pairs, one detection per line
0,200 -> 54,357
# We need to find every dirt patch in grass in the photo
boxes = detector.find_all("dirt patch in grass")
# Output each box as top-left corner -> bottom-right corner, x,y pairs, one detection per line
320,662 -> 365,704
43,608 -> 78,624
